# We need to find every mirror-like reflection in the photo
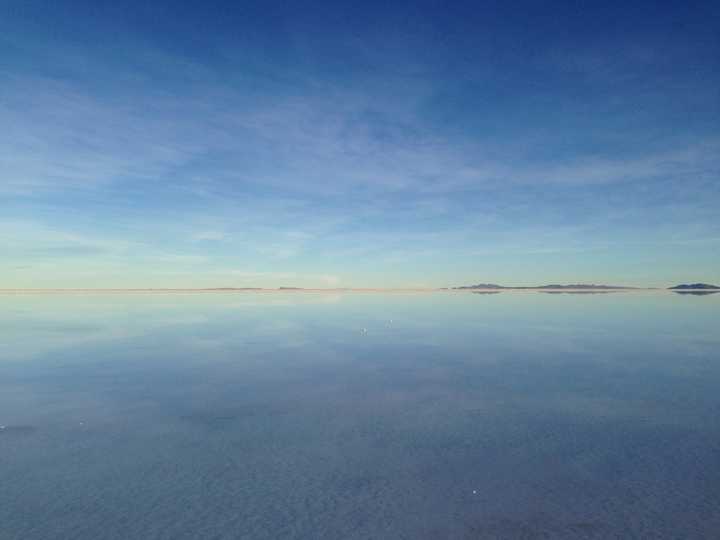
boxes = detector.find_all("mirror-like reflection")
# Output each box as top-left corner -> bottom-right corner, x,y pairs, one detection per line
1,292 -> 719,539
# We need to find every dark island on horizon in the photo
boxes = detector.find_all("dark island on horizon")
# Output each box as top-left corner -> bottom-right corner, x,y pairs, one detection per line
668,283 -> 720,290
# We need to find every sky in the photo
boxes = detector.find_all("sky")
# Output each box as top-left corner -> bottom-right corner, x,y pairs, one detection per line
1,0 -> 719,288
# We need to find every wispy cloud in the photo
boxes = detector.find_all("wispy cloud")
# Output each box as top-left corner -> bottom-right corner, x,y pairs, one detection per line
190,230 -> 227,242
1,7 -> 718,287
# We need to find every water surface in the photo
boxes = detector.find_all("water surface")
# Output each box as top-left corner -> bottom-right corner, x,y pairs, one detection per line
1,292 -> 719,539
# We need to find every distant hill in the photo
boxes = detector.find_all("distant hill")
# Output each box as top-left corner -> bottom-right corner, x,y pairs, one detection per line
668,283 -> 720,290
454,283 -> 635,290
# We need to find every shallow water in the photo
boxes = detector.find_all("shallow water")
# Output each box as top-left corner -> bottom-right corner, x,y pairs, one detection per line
1,292 -> 719,539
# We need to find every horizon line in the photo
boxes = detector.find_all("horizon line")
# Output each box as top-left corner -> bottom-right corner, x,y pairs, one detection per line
0,286 -> 695,293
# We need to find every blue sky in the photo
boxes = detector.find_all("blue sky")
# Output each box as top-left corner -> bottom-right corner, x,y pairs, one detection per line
2,0 -> 719,288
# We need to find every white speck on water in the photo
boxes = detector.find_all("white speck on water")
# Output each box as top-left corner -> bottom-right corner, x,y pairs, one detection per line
472,490 -> 477,494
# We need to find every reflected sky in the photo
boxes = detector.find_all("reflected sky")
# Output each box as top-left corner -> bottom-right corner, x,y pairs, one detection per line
1,292 -> 719,539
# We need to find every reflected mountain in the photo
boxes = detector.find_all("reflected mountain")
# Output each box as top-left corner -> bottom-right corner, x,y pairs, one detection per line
669,283 -> 720,290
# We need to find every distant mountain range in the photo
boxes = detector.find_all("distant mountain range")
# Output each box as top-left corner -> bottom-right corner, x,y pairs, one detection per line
454,283 -> 636,290
668,283 -> 720,290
